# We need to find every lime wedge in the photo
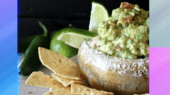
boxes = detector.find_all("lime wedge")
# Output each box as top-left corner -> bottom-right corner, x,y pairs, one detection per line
50,28 -> 97,58
89,1 -> 109,32
58,33 -> 93,48
50,39 -> 78,58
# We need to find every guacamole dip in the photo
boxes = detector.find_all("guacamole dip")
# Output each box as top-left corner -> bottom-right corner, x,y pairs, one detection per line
89,2 -> 149,59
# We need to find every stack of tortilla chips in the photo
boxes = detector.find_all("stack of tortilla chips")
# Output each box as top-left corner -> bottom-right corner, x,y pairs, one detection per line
25,47 -> 114,95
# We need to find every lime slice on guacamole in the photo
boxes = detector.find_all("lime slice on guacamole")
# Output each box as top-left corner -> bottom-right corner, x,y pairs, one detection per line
50,28 -> 97,57
89,1 -> 109,32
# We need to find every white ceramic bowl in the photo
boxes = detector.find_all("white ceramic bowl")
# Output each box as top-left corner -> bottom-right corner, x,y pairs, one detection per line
77,41 -> 149,95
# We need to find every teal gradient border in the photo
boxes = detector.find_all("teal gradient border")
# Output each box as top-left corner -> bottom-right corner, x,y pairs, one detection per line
150,0 -> 170,47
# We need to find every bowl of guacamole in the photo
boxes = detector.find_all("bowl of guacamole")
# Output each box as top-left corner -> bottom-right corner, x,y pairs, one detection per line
78,2 -> 149,95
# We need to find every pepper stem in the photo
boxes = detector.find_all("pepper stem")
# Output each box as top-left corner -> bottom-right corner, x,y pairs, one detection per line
38,21 -> 48,37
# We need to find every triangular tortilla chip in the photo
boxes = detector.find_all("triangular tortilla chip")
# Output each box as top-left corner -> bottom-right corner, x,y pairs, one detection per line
65,93 -> 82,95
52,74 -> 86,87
43,88 -> 71,95
88,90 -> 114,95
25,71 -> 70,90
38,47 -> 82,80
71,84 -> 91,94
71,84 -> 114,95
44,88 -> 82,95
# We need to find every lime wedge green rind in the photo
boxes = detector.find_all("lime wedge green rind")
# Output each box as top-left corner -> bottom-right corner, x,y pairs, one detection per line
50,39 -> 78,58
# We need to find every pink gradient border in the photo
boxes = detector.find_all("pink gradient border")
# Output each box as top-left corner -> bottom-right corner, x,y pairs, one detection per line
150,48 -> 170,95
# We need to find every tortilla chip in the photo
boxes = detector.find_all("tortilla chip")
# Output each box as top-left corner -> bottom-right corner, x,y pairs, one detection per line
81,90 -> 92,95
25,71 -> 70,90
82,89 -> 114,95
71,84 -> 91,94
65,94 -> 82,95
89,90 -> 114,95
43,88 -> 71,95
71,84 -> 114,95
44,88 -> 82,95
52,73 -> 86,87
38,47 -> 82,80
